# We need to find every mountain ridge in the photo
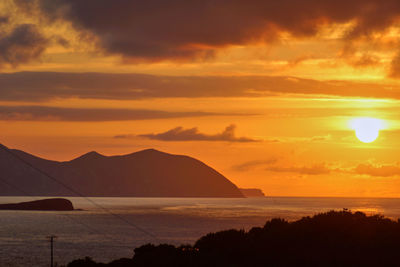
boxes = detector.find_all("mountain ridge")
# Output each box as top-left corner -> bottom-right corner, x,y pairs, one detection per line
0,144 -> 244,198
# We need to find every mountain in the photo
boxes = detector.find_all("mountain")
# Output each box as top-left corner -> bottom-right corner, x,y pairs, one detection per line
0,145 -> 244,197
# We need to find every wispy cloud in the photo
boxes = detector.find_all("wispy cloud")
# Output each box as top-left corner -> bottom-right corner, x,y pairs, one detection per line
310,135 -> 332,142
135,124 -> 259,142
389,50 -> 400,79
233,158 -> 400,177
266,163 -> 332,175
0,106 -> 219,121
232,159 -> 278,172
354,163 -> 400,177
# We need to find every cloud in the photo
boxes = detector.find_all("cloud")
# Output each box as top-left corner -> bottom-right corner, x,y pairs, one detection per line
0,16 -> 9,24
348,54 -> 381,68
264,162 -> 400,177
0,106 -> 218,121
137,124 -> 258,142
13,0 -> 400,62
354,163 -> 400,177
1,72 -> 400,101
114,134 -> 135,139
266,163 -> 331,175
389,51 -> 400,79
0,24 -> 48,67
232,159 -> 278,172
310,135 -> 332,142
286,55 -> 315,68
234,158 -> 400,177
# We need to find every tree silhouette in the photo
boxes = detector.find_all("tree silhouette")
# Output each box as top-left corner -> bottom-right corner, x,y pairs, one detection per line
67,210 -> 400,267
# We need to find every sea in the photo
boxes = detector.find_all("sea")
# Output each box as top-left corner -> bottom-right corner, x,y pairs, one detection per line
1,196 -> 400,267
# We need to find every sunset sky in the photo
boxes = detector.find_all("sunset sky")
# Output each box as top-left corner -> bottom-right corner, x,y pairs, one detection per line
1,0 -> 400,197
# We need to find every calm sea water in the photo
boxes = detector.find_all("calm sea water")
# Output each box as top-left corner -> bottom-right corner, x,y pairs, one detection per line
1,196 -> 400,267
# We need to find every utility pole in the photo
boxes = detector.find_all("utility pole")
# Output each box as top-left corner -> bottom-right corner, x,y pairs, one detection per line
47,235 -> 57,267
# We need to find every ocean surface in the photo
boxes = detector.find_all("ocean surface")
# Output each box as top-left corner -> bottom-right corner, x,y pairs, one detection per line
1,196 -> 400,266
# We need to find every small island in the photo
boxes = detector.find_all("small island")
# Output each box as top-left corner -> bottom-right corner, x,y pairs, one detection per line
0,198 -> 74,211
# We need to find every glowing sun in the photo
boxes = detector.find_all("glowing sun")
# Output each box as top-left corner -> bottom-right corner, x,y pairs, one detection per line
350,117 -> 384,143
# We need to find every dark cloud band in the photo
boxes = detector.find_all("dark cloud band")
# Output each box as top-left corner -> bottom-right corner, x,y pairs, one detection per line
14,0 -> 400,62
1,72 -> 400,101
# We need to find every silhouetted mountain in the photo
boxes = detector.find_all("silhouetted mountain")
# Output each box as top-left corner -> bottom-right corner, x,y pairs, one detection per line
0,198 -> 74,211
0,144 -> 243,197
67,210 -> 400,267
239,188 -> 265,197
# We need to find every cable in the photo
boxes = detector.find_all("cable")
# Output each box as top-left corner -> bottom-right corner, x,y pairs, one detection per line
0,144 -> 159,241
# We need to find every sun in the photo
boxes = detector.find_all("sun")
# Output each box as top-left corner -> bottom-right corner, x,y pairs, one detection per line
349,117 -> 384,143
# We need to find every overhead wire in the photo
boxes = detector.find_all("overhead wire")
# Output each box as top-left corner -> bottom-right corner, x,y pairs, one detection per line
0,144 -> 160,242
0,175 -> 137,250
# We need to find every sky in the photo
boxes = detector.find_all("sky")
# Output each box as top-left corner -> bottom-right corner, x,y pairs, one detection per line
1,0 -> 400,197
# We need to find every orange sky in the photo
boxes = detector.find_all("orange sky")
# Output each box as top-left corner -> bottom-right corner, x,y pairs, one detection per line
1,0 -> 400,197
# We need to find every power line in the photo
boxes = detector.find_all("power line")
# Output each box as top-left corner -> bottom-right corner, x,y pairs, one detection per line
0,175 -> 136,250
0,144 -> 159,241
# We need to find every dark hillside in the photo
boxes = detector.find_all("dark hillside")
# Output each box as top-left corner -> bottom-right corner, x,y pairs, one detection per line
0,145 -> 243,197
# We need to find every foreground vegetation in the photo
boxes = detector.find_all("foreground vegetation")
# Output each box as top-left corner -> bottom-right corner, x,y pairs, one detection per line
67,210 -> 400,266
